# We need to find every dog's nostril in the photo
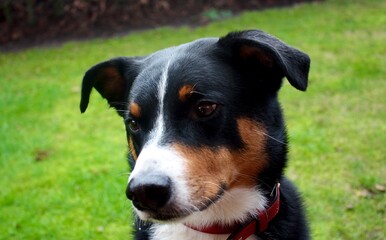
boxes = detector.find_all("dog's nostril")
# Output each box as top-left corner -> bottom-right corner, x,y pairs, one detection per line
126,175 -> 172,211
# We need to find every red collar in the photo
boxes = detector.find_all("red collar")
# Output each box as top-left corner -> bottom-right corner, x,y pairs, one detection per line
185,183 -> 281,240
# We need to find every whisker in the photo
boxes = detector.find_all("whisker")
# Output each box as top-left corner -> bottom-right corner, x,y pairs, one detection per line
200,181 -> 224,189
256,130 -> 287,145
235,172 -> 257,181
203,196 -> 216,205
109,101 -> 130,106
118,171 -> 131,177
185,204 -> 199,213
231,172 -> 272,190
115,109 -> 129,113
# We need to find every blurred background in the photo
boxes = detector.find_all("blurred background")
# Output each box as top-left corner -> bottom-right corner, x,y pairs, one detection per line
1,0 -> 318,50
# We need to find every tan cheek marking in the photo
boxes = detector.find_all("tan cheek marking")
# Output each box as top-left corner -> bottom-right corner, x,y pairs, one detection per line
229,118 -> 268,188
178,85 -> 194,102
129,102 -> 141,118
173,117 -> 268,203
173,144 -> 234,205
128,136 -> 138,161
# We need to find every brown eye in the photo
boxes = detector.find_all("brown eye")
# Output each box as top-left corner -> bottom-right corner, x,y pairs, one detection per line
127,119 -> 140,132
196,101 -> 218,118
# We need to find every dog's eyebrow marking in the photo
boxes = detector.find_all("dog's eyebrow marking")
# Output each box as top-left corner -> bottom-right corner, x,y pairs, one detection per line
129,102 -> 141,118
178,85 -> 194,102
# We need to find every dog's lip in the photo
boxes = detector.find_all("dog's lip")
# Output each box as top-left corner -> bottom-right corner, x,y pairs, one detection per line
196,183 -> 226,211
136,205 -> 190,222
135,183 -> 227,221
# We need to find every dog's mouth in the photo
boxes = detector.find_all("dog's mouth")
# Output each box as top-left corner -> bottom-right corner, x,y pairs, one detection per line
133,185 -> 226,222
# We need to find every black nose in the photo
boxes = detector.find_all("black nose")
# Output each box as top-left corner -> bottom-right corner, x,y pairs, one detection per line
126,175 -> 172,211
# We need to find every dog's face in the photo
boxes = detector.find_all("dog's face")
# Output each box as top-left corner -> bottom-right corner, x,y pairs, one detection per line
80,30 -> 310,223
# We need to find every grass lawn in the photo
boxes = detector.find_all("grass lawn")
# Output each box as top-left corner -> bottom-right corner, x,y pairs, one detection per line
0,0 -> 385,239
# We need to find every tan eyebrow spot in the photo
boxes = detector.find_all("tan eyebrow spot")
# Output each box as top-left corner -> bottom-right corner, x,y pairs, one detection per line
178,85 -> 194,102
129,102 -> 141,118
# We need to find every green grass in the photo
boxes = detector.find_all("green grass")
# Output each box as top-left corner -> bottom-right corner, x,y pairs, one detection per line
1,0 -> 385,239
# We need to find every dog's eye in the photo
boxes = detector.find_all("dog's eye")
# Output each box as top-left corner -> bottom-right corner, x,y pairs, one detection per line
127,119 -> 140,132
196,101 -> 218,118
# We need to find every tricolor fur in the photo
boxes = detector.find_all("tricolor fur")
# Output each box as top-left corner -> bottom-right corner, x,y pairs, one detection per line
80,30 -> 311,239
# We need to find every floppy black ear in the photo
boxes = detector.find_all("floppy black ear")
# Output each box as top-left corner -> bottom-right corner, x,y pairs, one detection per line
80,57 -> 140,115
218,30 -> 310,91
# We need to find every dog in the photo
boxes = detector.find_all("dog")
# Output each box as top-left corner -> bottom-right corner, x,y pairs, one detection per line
80,30 -> 310,240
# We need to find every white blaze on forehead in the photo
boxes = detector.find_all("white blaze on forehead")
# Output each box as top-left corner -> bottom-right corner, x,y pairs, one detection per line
147,58 -> 171,146
128,57 -> 180,180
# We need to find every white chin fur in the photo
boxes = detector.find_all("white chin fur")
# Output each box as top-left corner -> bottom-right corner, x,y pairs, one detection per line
183,187 -> 267,227
150,187 -> 266,240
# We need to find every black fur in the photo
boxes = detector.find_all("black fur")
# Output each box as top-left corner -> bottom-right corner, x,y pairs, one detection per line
80,30 -> 310,239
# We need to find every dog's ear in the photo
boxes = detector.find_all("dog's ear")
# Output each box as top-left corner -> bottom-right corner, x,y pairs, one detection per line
80,57 -> 140,115
218,30 -> 310,91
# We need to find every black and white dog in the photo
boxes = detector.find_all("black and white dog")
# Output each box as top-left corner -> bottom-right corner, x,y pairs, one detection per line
80,30 -> 310,240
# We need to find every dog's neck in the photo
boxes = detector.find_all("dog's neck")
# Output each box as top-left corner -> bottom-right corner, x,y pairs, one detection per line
185,183 -> 281,239
150,184 -> 280,240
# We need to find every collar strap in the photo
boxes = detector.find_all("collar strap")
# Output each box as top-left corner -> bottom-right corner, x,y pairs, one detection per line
185,182 -> 281,240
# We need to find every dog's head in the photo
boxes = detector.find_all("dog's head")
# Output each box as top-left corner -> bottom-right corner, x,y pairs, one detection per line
80,30 -> 310,223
